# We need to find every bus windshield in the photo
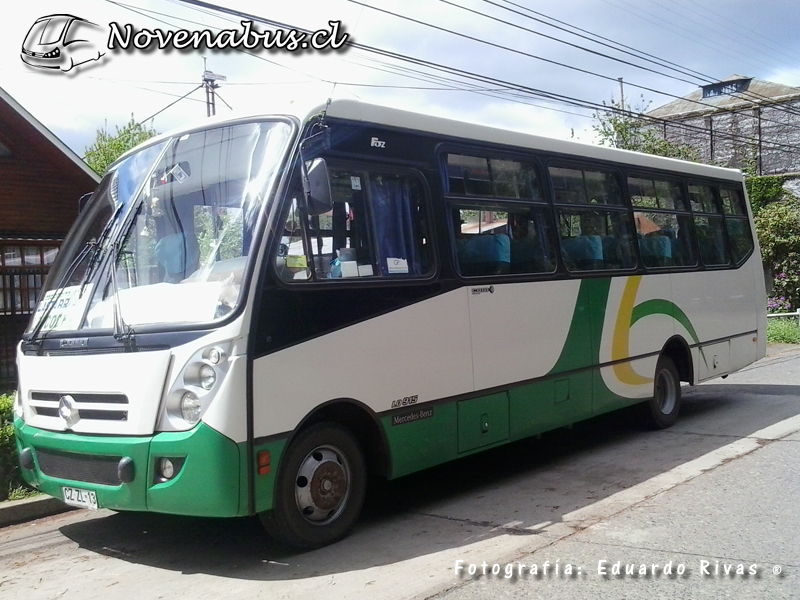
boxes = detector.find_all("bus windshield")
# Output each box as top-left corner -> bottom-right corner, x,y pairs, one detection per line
29,119 -> 292,335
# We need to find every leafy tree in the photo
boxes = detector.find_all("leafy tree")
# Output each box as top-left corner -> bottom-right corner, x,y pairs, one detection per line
592,96 -> 700,162
84,116 -> 158,176
742,152 -> 792,217
746,174 -> 790,217
742,149 -> 800,309
754,200 -> 800,310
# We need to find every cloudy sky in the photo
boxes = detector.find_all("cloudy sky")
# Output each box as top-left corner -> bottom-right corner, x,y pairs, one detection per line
2,0 -> 800,160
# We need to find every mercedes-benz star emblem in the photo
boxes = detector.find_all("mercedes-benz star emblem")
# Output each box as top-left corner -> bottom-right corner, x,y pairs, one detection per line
58,395 -> 80,427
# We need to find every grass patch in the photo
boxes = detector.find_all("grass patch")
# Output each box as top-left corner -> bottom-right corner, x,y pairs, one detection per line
1,393 -> 37,502
767,317 -> 800,344
7,486 -> 40,501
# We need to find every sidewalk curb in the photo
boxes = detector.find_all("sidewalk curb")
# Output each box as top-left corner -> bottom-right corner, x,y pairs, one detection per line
766,342 -> 800,356
0,495 -> 76,528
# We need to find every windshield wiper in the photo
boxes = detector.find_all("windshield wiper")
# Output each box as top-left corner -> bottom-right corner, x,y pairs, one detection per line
28,202 -> 128,347
27,240 -> 96,347
109,239 -> 137,350
80,203 -> 123,295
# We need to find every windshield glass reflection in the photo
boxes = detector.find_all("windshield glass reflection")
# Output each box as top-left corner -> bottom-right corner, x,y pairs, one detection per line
29,120 -> 292,335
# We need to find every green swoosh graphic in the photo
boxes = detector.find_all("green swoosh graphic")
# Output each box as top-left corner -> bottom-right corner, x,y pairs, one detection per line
630,299 -> 700,345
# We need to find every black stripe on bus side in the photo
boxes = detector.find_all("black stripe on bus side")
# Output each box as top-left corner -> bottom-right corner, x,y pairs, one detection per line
251,278 -> 460,358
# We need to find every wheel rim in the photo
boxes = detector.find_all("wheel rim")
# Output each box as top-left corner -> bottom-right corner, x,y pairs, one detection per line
655,367 -> 677,414
294,445 -> 351,525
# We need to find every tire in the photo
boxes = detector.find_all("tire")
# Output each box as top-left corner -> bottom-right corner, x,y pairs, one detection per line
259,422 -> 366,550
640,355 -> 681,429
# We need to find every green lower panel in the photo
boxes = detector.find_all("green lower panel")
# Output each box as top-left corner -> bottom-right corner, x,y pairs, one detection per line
382,402 -> 458,479
252,438 -> 287,513
148,425 -> 244,517
457,393 -> 509,453
509,372 -> 594,441
592,368 -> 647,416
14,419 -> 245,517
15,420 -> 152,511
509,379 -> 557,440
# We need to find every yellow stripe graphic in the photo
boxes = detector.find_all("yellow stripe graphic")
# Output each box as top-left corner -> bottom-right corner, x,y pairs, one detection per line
611,276 -> 653,386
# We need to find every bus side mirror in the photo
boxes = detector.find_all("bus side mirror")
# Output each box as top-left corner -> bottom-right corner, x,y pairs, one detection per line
302,158 -> 333,215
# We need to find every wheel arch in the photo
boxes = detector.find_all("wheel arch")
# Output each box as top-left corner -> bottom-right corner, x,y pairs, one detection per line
289,397 -> 391,480
660,335 -> 694,385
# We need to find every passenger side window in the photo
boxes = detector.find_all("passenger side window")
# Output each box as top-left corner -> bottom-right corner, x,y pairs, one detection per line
447,154 -> 542,200
550,166 -> 623,206
275,197 -> 312,281
629,175 -> 695,268
452,204 -> 556,277
275,166 -> 432,281
688,184 -> 729,266
720,187 -> 754,264
550,165 -> 635,272
557,209 -> 635,271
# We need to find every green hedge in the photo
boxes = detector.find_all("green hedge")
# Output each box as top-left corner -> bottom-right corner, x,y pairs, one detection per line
0,393 -> 27,501
767,317 -> 800,344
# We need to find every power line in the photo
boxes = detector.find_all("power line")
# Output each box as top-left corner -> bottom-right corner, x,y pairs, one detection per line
488,0 -> 800,118
490,0 -> 712,83
103,0 -> 800,160
138,84 -> 204,124
595,0 -> 786,76
111,0 -> 800,126
424,0 -> 800,122
168,0 -> 800,159
646,0 -> 800,72
435,0 -> 702,87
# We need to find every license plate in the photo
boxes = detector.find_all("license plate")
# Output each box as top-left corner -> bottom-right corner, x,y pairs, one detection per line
62,486 -> 98,510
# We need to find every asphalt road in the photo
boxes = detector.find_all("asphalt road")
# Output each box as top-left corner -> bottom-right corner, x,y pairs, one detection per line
1,348 -> 799,600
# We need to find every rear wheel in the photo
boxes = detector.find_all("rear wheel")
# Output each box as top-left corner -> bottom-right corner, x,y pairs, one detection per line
260,422 -> 366,550
640,355 -> 681,429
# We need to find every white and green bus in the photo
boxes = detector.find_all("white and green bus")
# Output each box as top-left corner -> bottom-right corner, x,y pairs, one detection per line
14,100 -> 766,549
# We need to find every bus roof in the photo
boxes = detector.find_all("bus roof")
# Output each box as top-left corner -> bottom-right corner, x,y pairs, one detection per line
318,99 -> 743,181
115,98 -> 743,182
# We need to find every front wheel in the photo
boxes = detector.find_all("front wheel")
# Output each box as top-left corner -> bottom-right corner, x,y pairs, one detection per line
260,422 -> 366,550
639,356 -> 681,429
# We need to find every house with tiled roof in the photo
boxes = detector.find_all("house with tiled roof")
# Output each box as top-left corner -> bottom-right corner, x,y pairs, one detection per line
646,75 -> 800,176
0,85 -> 99,388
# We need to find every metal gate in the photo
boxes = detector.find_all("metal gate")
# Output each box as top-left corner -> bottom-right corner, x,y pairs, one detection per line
0,242 -> 59,391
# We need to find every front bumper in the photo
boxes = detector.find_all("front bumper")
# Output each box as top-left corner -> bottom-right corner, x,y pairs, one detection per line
15,419 -> 247,517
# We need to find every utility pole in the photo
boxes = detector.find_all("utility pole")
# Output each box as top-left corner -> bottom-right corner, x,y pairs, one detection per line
202,58 -> 226,117
618,77 -> 625,113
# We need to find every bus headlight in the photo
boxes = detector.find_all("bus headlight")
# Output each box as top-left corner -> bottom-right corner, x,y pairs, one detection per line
205,346 -> 226,365
160,458 -> 175,479
155,456 -> 186,483
198,364 -> 217,390
180,392 -> 202,424
160,341 -> 233,431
